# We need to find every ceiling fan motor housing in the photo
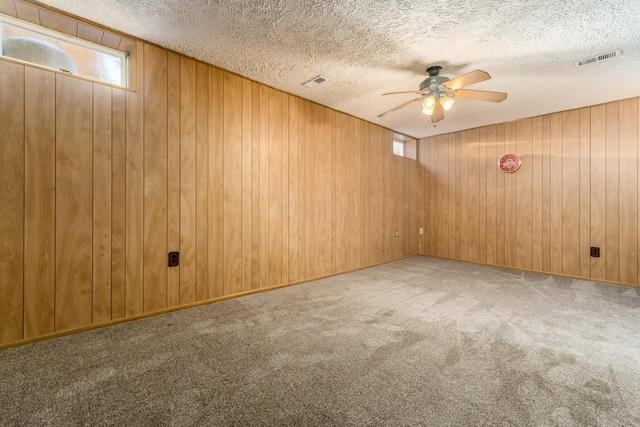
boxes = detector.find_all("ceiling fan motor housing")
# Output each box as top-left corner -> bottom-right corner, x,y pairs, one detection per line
419,76 -> 450,92
420,66 -> 450,94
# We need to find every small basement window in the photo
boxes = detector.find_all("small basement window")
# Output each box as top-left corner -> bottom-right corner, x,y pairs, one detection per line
0,13 -> 128,87
393,139 -> 405,157
392,133 -> 416,160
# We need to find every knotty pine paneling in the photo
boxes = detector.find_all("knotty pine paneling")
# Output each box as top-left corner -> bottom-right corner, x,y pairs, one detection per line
418,97 -> 640,287
0,36 -> 417,347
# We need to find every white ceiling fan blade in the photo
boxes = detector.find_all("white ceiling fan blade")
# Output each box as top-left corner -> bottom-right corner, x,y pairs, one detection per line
431,101 -> 445,123
378,97 -> 422,117
455,89 -> 508,103
444,70 -> 491,90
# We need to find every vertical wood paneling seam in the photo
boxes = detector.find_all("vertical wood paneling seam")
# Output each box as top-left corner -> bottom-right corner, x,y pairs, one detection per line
530,121 -> 534,269
110,88 -> 115,317
110,85 -> 115,320
206,66 -> 211,298
220,71 -> 224,294
585,109 -> 591,277
588,107 -> 593,278
484,133 -> 488,262
166,70 -> 169,309
54,69 -> 57,330
501,128 -> 506,265
177,62 -> 181,306
123,82 -> 128,314
240,79 -> 244,289
589,108 -> 592,274
286,96 -> 291,284
221,71 -> 227,295
560,118 -> 563,274
22,65 -> 26,339
266,89 -> 270,285
613,101 -> 617,278
467,133 -> 471,261
142,75 -> 146,310
109,89 -> 113,320
91,84 -> 95,325
211,69 -> 217,293
617,102 -> 621,279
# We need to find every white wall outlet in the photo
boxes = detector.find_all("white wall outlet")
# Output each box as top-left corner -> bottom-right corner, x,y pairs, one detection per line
419,228 -> 424,235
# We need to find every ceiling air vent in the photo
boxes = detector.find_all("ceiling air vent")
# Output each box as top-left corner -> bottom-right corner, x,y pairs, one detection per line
576,49 -> 622,66
302,75 -> 327,87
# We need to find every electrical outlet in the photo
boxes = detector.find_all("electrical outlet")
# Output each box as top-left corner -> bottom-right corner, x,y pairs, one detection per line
590,247 -> 600,258
168,251 -> 180,267
395,231 -> 399,238
419,228 -> 424,235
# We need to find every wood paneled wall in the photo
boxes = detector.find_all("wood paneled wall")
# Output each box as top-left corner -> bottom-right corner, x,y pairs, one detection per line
0,41 -> 418,346
418,98 -> 640,287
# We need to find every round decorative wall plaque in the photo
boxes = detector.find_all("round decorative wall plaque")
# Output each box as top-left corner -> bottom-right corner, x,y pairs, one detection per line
498,154 -> 521,173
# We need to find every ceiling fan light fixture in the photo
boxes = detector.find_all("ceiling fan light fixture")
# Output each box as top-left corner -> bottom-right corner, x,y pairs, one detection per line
440,95 -> 455,111
378,67 -> 507,122
422,96 -> 436,115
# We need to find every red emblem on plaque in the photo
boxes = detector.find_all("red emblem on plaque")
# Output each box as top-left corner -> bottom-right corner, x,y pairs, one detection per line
499,154 -> 521,173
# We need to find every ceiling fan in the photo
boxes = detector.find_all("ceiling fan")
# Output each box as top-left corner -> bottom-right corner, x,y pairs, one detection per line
378,66 -> 507,123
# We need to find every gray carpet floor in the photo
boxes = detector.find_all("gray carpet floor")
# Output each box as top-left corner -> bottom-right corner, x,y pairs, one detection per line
1,256 -> 639,426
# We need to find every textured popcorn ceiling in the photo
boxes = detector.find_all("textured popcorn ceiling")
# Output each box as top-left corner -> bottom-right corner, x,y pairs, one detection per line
37,0 -> 640,138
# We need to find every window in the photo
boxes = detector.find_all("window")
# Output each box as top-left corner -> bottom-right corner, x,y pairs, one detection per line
1,13 -> 128,87
392,133 -> 416,160
393,140 -> 405,157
